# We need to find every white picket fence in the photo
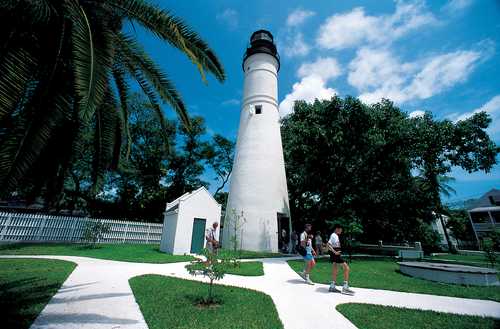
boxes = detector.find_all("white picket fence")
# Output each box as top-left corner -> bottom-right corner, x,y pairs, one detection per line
0,212 -> 163,244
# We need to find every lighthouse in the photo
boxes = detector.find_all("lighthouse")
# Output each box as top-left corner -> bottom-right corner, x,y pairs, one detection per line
223,30 -> 291,252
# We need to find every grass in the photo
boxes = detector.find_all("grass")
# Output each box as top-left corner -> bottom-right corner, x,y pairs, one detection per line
336,303 -> 499,329
0,243 -> 193,263
219,249 -> 287,259
129,275 -> 283,329
0,258 -> 76,329
288,258 -> 500,301
225,261 -> 264,276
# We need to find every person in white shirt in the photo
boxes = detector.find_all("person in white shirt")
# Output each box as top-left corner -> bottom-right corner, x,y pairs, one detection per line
205,222 -> 219,254
327,224 -> 354,295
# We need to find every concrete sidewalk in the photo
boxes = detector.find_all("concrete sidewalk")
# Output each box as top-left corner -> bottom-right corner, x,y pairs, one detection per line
1,255 -> 499,329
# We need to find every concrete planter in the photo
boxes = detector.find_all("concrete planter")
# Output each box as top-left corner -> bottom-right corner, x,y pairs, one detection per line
398,261 -> 499,286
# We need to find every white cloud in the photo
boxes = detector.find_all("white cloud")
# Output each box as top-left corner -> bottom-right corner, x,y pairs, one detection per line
279,57 -> 340,117
279,76 -> 337,117
216,9 -> 238,30
349,47 -> 483,104
443,0 -> 473,13
281,8 -> 315,57
316,1 -> 437,50
450,95 -> 500,137
298,57 -> 342,81
281,32 -> 311,57
406,50 -> 481,99
221,98 -> 240,106
409,110 -> 425,118
287,8 -> 315,27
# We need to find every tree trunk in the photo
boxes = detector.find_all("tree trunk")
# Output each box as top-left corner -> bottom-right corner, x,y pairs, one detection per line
208,278 -> 214,302
439,214 -> 455,253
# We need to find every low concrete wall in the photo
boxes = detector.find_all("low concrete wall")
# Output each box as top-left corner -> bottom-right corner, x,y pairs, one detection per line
457,249 -> 500,257
399,262 -> 499,286
355,241 -> 421,256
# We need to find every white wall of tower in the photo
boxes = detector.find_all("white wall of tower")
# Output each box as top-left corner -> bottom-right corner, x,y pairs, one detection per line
223,53 -> 290,252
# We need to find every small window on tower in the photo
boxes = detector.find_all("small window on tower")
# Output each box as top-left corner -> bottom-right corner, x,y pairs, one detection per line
255,105 -> 262,114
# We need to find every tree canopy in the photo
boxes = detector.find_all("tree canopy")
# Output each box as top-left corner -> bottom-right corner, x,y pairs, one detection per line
0,0 -> 225,202
281,97 -> 499,247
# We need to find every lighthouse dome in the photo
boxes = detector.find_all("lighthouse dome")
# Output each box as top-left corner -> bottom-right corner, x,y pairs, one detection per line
243,29 -> 280,71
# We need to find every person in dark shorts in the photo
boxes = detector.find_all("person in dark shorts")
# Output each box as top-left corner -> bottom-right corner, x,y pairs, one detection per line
327,224 -> 354,295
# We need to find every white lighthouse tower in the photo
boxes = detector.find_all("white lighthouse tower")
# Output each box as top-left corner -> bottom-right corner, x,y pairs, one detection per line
223,30 -> 291,252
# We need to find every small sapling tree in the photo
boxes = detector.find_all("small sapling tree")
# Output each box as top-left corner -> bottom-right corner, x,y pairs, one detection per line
226,208 -> 247,256
185,248 -> 239,305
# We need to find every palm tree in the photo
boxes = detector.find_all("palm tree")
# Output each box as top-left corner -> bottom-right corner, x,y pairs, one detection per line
416,172 -> 457,252
0,0 -> 225,201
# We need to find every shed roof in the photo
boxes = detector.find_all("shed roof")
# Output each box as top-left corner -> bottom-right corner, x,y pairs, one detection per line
165,186 -> 220,212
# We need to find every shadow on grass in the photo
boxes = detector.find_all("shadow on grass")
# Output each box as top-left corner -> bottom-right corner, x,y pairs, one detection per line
0,277 -> 63,329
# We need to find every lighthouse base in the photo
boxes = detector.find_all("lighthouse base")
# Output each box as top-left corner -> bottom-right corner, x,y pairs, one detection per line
222,209 -> 291,253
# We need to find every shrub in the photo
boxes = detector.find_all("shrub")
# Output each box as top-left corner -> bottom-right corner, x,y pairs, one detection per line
82,220 -> 111,248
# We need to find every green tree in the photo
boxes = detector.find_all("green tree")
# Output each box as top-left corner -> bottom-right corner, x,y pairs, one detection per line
164,117 -> 213,200
0,0 -> 225,203
206,134 -> 235,196
281,97 -> 499,249
446,209 -> 475,243
412,111 -> 499,252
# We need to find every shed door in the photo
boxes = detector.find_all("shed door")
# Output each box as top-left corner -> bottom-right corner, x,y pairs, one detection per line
190,218 -> 206,254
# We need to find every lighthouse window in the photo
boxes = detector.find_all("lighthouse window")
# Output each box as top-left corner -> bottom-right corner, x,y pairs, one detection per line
255,105 -> 262,114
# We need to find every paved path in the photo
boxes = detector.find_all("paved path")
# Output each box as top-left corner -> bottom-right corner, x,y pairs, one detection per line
2,255 -> 499,329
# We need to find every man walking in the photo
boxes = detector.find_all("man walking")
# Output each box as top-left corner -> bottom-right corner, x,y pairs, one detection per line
327,224 -> 355,295
205,222 -> 219,255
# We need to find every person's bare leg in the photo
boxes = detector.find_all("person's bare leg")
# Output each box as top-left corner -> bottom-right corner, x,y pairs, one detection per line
341,263 -> 354,294
304,260 -> 315,285
343,263 -> 350,282
329,263 -> 340,292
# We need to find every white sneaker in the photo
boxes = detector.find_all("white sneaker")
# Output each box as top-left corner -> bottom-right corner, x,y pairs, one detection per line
342,286 -> 355,295
329,285 -> 341,293
298,271 -> 306,279
305,277 -> 315,285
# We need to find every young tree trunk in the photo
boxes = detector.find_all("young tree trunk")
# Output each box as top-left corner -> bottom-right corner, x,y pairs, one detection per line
208,278 -> 214,302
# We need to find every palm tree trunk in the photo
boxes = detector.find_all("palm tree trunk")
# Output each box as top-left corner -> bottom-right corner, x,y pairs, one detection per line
439,214 -> 455,253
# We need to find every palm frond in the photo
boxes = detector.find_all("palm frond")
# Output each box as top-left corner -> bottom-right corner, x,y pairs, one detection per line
91,89 -> 121,193
115,33 -> 190,128
65,1 -> 111,123
0,48 -> 37,121
0,93 -> 72,192
111,63 -> 131,159
108,0 -> 225,82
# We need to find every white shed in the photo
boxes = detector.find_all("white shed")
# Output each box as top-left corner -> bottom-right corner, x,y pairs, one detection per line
159,187 -> 221,255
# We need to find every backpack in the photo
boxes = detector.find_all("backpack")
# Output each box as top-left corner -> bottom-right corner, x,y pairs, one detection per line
296,231 -> 307,256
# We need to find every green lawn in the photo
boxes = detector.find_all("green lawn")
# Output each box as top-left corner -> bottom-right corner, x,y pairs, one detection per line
129,275 -> 283,329
219,249 -> 287,259
0,258 -> 76,329
0,243 -> 193,263
337,303 -> 499,329
288,258 -> 500,301
225,261 -> 264,276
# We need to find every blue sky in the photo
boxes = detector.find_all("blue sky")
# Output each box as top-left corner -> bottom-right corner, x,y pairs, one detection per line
130,0 -> 499,203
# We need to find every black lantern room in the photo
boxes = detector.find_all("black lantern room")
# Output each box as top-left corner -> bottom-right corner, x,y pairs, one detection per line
243,30 -> 280,71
